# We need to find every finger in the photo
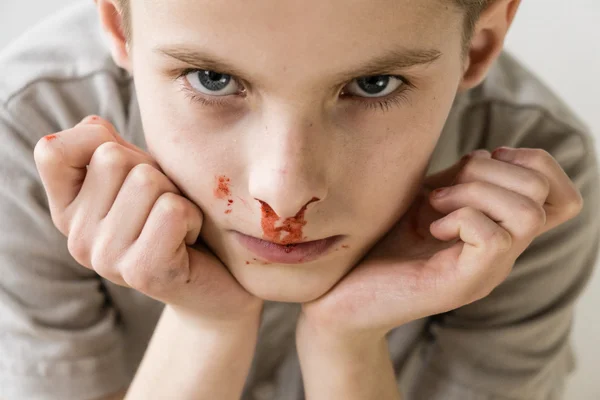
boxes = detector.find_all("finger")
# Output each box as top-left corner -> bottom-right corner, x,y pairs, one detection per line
34,120 -> 115,216
103,164 -> 181,247
429,181 -> 546,243
492,147 -> 584,229
423,149 -> 491,190
69,143 -> 161,223
83,115 -> 152,159
122,193 -> 203,293
453,154 -> 550,206
430,205 -> 512,271
137,192 -> 203,254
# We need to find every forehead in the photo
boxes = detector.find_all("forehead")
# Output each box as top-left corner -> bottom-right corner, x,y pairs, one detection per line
132,0 -> 463,83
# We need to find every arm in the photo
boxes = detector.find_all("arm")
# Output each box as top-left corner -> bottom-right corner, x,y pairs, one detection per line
125,306 -> 260,400
296,315 -> 401,400
94,305 -> 261,400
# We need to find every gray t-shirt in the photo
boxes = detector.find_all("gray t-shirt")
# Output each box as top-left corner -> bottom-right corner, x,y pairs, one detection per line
0,3 -> 598,400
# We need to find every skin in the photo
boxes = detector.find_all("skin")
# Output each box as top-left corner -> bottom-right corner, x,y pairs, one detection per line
31,0 -> 583,399
112,0 -> 470,303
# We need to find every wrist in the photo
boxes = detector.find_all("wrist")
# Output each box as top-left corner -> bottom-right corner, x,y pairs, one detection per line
296,311 -> 387,362
167,302 -> 263,334
296,313 -> 400,400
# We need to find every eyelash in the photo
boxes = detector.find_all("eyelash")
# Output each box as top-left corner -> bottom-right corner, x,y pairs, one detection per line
176,69 -> 414,112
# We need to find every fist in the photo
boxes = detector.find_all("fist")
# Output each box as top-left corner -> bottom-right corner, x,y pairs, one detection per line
34,116 -> 260,322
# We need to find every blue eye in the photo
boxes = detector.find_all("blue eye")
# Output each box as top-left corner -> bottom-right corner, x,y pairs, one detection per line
343,75 -> 404,98
185,70 -> 240,96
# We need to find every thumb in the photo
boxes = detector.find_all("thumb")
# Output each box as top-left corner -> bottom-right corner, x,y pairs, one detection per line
423,149 -> 491,190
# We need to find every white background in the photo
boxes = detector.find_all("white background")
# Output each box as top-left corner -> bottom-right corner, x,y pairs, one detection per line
1,1 -> 599,398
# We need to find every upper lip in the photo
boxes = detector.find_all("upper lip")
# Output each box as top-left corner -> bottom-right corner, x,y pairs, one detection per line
234,231 -> 331,245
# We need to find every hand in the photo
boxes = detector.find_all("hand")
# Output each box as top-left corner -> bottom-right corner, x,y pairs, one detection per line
34,116 -> 261,324
300,147 -> 584,340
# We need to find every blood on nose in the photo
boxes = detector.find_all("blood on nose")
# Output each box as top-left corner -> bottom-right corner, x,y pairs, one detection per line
258,197 -> 320,245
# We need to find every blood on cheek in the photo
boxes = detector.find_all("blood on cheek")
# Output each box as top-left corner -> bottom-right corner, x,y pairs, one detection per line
214,175 -> 234,214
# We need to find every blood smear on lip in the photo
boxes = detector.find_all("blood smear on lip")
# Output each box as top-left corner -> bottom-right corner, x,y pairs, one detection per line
259,197 -> 320,245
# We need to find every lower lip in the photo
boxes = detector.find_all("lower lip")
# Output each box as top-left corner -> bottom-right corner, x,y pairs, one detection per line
234,232 -> 342,264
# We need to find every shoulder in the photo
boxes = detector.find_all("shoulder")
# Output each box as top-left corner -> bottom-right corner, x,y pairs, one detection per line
0,2 -> 133,143
447,52 -> 595,170
466,52 -> 588,133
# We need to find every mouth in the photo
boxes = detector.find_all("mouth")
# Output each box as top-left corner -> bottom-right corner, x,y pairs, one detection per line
233,231 -> 343,264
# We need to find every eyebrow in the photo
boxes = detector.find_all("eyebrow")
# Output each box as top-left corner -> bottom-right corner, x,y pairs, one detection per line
155,45 -> 442,83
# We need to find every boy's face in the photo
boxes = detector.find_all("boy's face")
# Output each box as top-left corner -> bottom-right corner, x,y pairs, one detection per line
128,0 -> 466,302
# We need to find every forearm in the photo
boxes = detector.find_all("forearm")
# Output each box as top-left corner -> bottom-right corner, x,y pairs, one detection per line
296,316 -> 401,400
125,305 -> 261,400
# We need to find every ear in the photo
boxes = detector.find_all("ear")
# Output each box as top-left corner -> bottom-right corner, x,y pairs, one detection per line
95,0 -> 132,72
458,0 -> 521,91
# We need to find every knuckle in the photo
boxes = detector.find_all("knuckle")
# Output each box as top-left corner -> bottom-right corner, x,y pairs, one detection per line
488,228 -> 512,253
121,266 -> 156,293
529,149 -> 554,169
90,247 -> 111,277
89,236 -> 118,278
457,206 -> 479,221
50,211 -> 69,236
516,200 -> 546,235
33,136 -> 62,166
67,225 -> 89,266
464,181 -> 487,197
156,192 -> 188,220
531,172 -> 551,198
86,123 -> 115,142
92,142 -> 129,170
128,163 -> 161,190
565,193 -> 584,218
455,158 -> 479,183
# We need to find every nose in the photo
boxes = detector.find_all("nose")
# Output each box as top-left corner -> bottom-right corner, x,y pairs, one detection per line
248,116 -> 329,220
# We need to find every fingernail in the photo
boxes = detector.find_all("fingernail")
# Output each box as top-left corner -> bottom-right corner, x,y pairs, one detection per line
431,187 -> 450,198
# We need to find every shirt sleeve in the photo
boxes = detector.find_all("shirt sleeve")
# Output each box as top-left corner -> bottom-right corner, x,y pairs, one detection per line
0,106 -> 130,400
403,112 -> 600,399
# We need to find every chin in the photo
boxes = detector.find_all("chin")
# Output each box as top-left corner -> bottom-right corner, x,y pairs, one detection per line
230,262 -> 344,303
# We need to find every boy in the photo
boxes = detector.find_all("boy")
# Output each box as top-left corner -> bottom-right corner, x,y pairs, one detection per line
0,0 -> 598,399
